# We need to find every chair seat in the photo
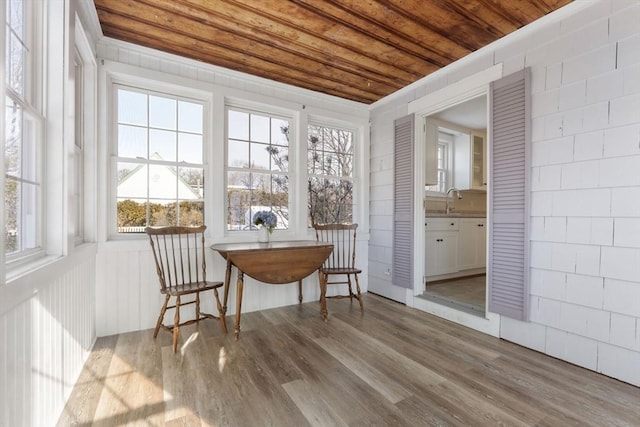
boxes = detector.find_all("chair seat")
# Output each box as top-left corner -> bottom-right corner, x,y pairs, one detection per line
321,267 -> 362,275
162,280 -> 223,296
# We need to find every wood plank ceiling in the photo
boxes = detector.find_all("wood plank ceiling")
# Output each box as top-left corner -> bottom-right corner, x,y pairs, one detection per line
94,0 -> 572,104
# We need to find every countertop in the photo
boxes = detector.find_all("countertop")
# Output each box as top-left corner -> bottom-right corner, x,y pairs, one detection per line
425,212 -> 486,218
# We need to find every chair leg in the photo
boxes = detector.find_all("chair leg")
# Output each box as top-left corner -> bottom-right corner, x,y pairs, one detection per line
195,291 -> 201,323
213,288 -> 227,334
354,273 -> 364,312
173,296 -> 181,353
347,275 -> 354,303
154,295 -> 170,339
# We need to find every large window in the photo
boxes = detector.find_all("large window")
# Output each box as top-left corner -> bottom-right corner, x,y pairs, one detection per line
226,107 -> 290,231
4,0 -> 43,256
307,122 -> 355,226
115,86 -> 205,233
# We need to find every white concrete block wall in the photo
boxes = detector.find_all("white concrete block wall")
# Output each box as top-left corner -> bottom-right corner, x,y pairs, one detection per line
369,0 -> 640,386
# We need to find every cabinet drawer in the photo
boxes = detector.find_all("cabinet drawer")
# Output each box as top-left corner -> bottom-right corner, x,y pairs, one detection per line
425,218 -> 459,231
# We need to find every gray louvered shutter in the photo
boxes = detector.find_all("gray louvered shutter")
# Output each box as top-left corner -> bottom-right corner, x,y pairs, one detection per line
488,69 -> 530,320
393,114 -> 414,289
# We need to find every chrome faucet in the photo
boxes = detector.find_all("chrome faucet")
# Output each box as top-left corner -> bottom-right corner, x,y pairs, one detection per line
445,187 -> 462,214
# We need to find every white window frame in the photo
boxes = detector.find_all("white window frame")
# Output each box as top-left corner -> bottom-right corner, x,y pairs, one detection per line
224,103 -> 295,235
107,79 -> 210,239
425,136 -> 452,195
4,0 -> 45,266
306,118 -> 358,227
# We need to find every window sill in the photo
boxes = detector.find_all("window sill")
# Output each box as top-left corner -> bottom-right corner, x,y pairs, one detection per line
5,254 -> 63,284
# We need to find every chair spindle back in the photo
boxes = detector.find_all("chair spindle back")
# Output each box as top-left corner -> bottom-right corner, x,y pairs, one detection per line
146,226 -> 207,292
314,223 -> 358,270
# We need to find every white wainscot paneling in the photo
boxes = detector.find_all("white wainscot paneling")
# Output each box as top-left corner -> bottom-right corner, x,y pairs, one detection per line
0,245 -> 97,427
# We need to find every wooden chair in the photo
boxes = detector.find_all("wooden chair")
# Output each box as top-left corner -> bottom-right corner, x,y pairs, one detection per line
146,225 -> 227,352
313,223 -> 364,311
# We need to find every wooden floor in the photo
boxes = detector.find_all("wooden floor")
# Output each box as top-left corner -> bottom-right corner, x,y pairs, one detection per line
58,294 -> 640,426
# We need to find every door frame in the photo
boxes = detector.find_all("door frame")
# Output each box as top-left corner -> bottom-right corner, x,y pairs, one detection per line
406,64 -> 503,336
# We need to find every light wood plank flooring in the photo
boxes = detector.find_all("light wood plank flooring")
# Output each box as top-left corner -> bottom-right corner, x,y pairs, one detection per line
58,294 -> 640,426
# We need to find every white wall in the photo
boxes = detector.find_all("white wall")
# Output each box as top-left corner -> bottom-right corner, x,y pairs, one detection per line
95,39 -> 370,337
369,0 -> 640,386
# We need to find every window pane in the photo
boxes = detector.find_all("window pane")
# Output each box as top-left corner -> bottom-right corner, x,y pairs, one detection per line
7,31 -> 26,96
178,201 -> 204,226
250,114 -> 269,143
228,139 -> 248,168
271,175 -> 288,229
250,142 -> 270,170
118,124 -> 147,159
271,118 -> 290,146
228,110 -> 248,140
149,200 -> 177,226
117,199 -> 147,232
227,171 -> 251,230
178,101 -> 203,133
149,95 -> 176,130
5,97 -> 21,177
8,0 -> 25,37
149,129 -> 176,161
178,167 -> 203,200
268,145 -> 288,172
4,177 -> 19,253
178,132 -> 202,164
118,89 -> 147,126
117,162 -> 146,199
149,164 -> 177,199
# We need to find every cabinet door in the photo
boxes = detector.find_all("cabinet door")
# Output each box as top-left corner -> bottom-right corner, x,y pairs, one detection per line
471,132 -> 486,190
458,220 -> 480,270
425,232 -> 439,276
439,231 -> 459,274
477,219 -> 487,268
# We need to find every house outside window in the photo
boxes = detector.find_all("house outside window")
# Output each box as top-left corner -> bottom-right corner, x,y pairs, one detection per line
307,122 -> 355,226
225,107 -> 291,231
4,0 -> 43,257
114,86 -> 205,233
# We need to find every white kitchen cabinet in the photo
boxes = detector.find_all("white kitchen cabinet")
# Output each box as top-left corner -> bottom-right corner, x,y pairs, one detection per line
458,218 -> 486,270
453,130 -> 487,191
425,218 -> 459,276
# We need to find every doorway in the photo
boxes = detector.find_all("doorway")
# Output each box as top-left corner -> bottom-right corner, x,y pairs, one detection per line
420,95 -> 488,317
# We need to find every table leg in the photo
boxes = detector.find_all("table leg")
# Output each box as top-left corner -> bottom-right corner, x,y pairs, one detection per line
222,259 -> 232,317
235,270 -> 244,339
298,280 -> 303,304
319,271 -> 328,321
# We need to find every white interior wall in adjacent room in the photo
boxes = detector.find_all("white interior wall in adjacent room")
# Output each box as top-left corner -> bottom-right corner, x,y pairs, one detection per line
95,39 -> 370,337
368,0 -> 640,387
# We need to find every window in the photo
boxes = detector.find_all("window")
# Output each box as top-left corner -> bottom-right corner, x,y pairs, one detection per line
4,0 -> 43,256
426,134 -> 452,194
307,122 -> 355,226
226,107 -> 290,231
114,86 -> 205,233
73,49 -> 84,243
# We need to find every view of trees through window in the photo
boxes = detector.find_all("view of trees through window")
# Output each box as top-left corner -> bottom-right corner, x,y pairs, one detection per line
115,88 -> 205,232
226,108 -> 290,230
307,123 -> 354,226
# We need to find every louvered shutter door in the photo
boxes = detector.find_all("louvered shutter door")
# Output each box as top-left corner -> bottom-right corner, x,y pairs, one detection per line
393,114 -> 414,289
488,69 -> 530,320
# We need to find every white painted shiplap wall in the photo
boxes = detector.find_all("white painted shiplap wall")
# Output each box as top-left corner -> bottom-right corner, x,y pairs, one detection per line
0,245 -> 96,426
369,0 -> 640,387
